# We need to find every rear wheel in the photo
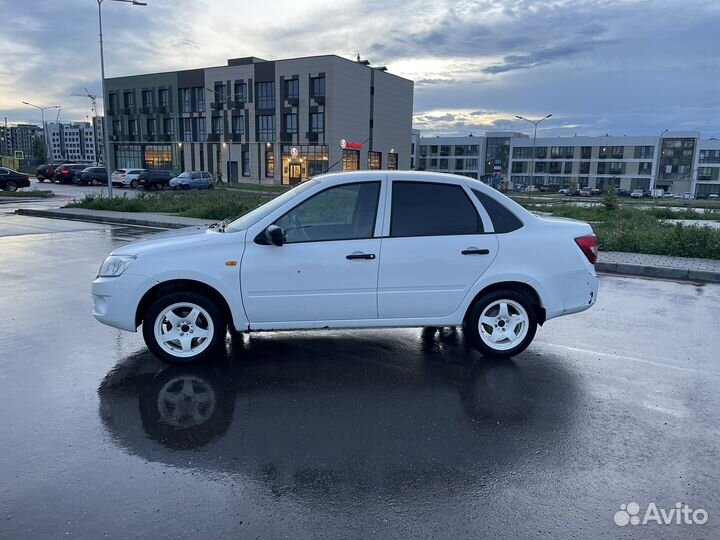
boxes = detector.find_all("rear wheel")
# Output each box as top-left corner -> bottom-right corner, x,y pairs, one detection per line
464,289 -> 537,358
130,179 -> 138,188
4,180 -> 18,192
142,292 -> 227,364
38,178 -> 45,182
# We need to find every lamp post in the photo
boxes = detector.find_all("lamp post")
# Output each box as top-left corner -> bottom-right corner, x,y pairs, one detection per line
97,0 -> 147,199
21,102 -> 60,164
206,87 -> 232,183
653,128 -> 669,200
515,114 -> 552,192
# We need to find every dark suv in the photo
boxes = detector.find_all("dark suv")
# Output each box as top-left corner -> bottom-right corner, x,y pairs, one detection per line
138,169 -> 174,190
36,164 -> 57,181
53,164 -> 86,184
77,167 -> 108,186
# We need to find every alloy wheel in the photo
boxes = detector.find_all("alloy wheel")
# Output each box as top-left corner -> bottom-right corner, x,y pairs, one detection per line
477,299 -> 530,351
153,302 -> 215,358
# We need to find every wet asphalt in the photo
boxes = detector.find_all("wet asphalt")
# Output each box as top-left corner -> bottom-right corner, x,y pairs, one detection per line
1,212 -> 719,540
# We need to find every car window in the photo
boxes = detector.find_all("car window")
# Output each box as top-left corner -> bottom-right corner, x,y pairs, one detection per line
390,181 -> 482,237
0,168 -> 7,175
191,173 -> 200,179
114,169 -> 126,174
202,172 -> 210,178
178,172 -> 191,178
471,189 -> 523,233
276,182 -> 381,243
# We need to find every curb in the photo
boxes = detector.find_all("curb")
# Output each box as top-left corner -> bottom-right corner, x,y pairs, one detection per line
596,261 -> 720,283
15,208 -> 211,230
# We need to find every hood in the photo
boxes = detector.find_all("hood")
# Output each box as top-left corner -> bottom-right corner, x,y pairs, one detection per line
112,225 -> 220,256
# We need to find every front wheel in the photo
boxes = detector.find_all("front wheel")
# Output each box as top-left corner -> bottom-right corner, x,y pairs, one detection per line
38,178 -> 45,182
464,290 -> 537,358
142,292 -> 227,364
4,180 -> 18,192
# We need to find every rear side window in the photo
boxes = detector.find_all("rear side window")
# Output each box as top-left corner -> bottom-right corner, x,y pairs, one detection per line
472,189 -> 523,233
391,181 -> 482,237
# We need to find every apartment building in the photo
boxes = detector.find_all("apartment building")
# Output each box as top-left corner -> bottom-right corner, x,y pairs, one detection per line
416,132 -> 527,180
697,139 -> 720,197
0,124 -> 43,161
104,54 -> 413,184
45,122 -> 98,163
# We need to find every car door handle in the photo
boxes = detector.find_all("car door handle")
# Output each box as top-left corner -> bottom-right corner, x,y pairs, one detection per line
461,248 -> 490,255
346,253 -> 376,260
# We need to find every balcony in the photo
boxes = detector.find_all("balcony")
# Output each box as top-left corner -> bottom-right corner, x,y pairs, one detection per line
127,135 -> 137,141
162,134 -> 173,141
145,134 -> 156,142
311,94 -> 325,105
121,107 -> 135,115
230,133 -> 243,142
139,107 -> 151,114
207,133 -> 222,142
210,102 -> 225,111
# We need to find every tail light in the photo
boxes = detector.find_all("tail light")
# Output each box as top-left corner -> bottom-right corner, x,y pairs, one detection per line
120,174 -> 126,178
61,170 -> 70,174
575,234 -> 599,265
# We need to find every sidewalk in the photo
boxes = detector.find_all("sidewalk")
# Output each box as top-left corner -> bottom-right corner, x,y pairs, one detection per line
14,207 -> 720,283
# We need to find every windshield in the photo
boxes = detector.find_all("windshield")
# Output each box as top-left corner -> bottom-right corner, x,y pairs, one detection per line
225,179 -> 319,233
178,172 -> 192,178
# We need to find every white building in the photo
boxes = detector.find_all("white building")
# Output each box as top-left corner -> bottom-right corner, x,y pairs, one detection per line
46,122 -> 98,163
697,139 -> 720,197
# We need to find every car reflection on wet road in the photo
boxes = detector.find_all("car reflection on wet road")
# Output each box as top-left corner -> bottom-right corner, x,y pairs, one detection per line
1,213 -> 719,539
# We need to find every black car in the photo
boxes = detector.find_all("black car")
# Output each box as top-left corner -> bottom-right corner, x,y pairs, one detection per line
0,167 -> 30,191
36,164 -> 57,181
78,167 -> 108,186
138,169 -> 174,190
52,164 -> 86,184
616,189 -> 631,197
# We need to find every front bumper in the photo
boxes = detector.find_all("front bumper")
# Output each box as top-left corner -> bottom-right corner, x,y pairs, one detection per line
92,273 -> 153,332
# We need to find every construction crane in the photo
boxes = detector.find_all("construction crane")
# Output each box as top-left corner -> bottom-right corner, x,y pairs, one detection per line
70,88 -> 99,117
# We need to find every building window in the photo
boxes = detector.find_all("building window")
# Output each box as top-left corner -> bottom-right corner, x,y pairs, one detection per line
109,93 -> 118,111
194,117 -> 206,142
440,145 -> 450,156
368,151 -> 381,169
231,116 -> 244,136
128,119 -> 138,136
534,147 -> 547,159
512,147 -> 533,159
256,82 -> 275,109
212,116 -> 224,135
242,150 -> 250,177
634,146 -> 654,159
430,158 -> 438,167
581,146 -> 592,159
285,78 -> 299,99
181,118 -> 192,142
112,120 -> 121,136
163,118 -> 174,136
564,161 -> 572,174
256,114 -> 276,142
310,76 -> 325,98
180,88 -> 191,113
638,162 -> 652,175
123,91 -> 134,110
159,88 -> 169,107
146,118 -> 157,136
420,145 -> 428,157
193,87 -> 205,112
141,90 -> 153,108
387,152 -> 398,170
430,145 -> 438,155
284,113 -> 297,135
310,112 -> 324,134
214,83 -> 227,104
549,161 -> 561,174
234,82 -> 247,104
265,147 -> 275,177
454,145 -> 466,156
439,158 -> 448,169
342,149 -> 359,171
579,161 -> 590,174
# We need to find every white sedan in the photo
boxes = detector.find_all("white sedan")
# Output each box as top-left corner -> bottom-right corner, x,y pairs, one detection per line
92,171 -> 599,363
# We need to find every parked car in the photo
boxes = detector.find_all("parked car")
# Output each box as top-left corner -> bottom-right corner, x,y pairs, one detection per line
558,188 -> 570,195
169,171 -> 214,190
662,192 -> 675,198
0,167 -> 30,191
578,187 -> 592,197
590,188 -> 601,196
523,185 -> 538,193
709,193 -> 719,199
52,164 -> 87,184
92,171 -> 599,364
566,188 -> 580,196
138,169 -> 174,190
36,164 -> 56,181
630,189 -> 644,199
682,192 -> 694,200
77,167 -> 108,186
616,189 -> 630,197
111,168 -> 145,188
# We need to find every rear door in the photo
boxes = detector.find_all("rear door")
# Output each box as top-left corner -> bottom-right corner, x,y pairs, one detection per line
377,179 -> 498,319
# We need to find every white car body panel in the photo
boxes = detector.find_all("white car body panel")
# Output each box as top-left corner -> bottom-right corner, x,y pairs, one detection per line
92,171 -> 598,337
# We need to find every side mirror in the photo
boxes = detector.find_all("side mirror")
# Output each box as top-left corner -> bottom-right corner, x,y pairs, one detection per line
265,224 -> 284,246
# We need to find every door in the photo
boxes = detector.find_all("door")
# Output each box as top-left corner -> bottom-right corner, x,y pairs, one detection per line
242,181 -> 383,324
289,163 -> 302,184
378,181 -> 498,319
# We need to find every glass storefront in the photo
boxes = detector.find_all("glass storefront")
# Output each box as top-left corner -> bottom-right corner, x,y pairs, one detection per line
342,149 -> 359,171
115,144 -> 173,170
281,144 -> 328,185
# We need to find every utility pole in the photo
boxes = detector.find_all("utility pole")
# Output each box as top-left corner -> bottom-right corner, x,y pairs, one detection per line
515,114 -> 552,192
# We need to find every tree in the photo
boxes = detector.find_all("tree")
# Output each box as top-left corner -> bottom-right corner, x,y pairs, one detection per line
32,138 -> 47,164
602,179 -> 619,210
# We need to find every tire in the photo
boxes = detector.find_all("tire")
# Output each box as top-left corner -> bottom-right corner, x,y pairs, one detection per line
5,180 -> 17,192
142,292 -> 227,364
38,178 -> 45,182
207,183 -> 214,190
130,179 -> 138,189
464,289 -> 537,358
91,178 -> 99,186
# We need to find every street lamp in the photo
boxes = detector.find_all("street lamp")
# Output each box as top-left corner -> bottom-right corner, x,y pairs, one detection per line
515,114 -> 552,191
97,0 -> 147,199
21,101 -> 60,164
206,87 -> 233,183
653,128 -> 669,199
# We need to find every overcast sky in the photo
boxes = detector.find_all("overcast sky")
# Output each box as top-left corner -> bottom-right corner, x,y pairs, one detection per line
1,0 -> 718,138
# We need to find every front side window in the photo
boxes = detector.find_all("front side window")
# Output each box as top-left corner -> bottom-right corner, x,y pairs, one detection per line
390,182 -> 481,237
275,182 -> 380,243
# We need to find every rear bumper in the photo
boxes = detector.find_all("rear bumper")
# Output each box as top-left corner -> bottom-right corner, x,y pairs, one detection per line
543,269 -> 598,320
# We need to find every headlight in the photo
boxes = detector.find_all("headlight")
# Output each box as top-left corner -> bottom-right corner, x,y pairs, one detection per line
97,255 -> 136,278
